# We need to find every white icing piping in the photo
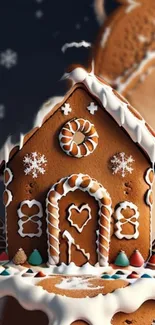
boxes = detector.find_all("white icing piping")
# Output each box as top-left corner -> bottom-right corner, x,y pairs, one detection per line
68,203 -> 92,233
116,51 -> 155,94
145,168 -> 154,253
17,200 -> 43,238
114,201 -> 139,240
94,0 -> 106,25
4,167 -> 13,250
0,276 -> 155,325
125,0 -> 141,13
61,41 -> 91,53
62,230 -> 90,263
63,67 -> 155,163
100,27 -> 111,49
46,173 -> 112,266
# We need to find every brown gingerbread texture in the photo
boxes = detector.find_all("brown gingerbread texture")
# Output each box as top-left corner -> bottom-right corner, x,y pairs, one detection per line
0,66 -> 155,325
93,0 -> 155,235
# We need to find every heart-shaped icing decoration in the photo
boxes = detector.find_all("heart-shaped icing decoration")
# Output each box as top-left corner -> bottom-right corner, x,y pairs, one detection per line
68,203 -> 92,233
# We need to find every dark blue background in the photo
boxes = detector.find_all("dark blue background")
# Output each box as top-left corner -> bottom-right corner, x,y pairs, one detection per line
0,0 -> 118,217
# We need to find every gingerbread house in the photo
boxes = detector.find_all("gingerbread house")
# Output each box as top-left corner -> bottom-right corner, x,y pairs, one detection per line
0,67 -> 154,267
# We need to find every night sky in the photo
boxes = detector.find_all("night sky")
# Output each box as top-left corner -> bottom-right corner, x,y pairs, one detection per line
0,0 -> 117,216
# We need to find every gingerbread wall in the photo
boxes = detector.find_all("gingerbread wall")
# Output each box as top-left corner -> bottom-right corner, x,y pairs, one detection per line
5,85 -> 151,264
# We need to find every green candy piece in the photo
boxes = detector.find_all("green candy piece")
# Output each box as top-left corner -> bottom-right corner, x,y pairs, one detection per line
101,274 -> 111,279
114,251 -> 130,267
28,249 -> 43,266
111,274 -> 120,279
26,268 -> 34,274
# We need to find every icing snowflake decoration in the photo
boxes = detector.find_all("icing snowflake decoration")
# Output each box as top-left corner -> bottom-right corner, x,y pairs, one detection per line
23,152 -> 47,178
87,102 -> 98,115
0,49 -> 18,69
110,152 -> 134,178
61,103 -> 72,115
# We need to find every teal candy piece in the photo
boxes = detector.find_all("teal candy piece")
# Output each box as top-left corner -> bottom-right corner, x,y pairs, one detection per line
28,250 -> 43,266
141,274 -> 152,278
114,251 -> 130,267
111,274 -> 120,279
0,269 -> 10,276
26,268 -> 34,274
101,274 -> 111,279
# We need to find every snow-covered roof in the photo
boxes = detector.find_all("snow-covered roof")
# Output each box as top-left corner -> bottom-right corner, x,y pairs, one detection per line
0,67 -> 155,171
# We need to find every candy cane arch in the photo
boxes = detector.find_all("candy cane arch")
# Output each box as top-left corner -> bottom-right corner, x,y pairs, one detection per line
46,173 -> 112,266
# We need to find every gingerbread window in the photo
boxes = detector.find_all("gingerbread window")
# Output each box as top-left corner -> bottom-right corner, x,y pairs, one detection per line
18,199 -> 43,238
114,201 -> 139,240
59,118 -> 99,158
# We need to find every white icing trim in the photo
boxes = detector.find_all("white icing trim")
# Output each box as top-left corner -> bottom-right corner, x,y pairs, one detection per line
100,27 -> 111,49
114,201 -> 139,240
63,67 -> 155,163
62,230 -> 90,263
0,276 -> 155,325
61,41 -> 91,53
17,200 -> 43,238
46,173 -> 112,266
4,167 -> 13,187
68,203 -> 92,233
116,51 -> 155,94
125,0 -> 141,13
94,0 -> 106,25
4,189 -> 13,208
3,167 -> 13,251
33,96 -> 64,129
145,168 -> 154,251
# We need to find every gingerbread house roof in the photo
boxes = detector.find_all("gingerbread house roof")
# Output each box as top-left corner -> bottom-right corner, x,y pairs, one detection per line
0,67 -> 155,173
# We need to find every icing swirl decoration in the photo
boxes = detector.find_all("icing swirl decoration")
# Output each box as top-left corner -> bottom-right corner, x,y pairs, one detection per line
46,173 -> 112,266
59,118 -> 99,158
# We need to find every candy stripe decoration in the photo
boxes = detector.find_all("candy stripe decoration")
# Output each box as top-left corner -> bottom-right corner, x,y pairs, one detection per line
46,173 -> 112,266
59,118 -> 99,158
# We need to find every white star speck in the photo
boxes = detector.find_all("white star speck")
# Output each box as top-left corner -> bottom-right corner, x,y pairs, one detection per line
87,102 -> 98,115
0,49 -> 18,69
75,23 -> 81,30
35,10 -> 44,19
61,103 -> 72,115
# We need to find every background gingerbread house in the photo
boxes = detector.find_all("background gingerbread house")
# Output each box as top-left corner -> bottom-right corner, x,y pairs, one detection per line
0,67 -> 154,266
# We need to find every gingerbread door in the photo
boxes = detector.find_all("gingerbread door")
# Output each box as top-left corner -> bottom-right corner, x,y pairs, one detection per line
46,173 -> 112,267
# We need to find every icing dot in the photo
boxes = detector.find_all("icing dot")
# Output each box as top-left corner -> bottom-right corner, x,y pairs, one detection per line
70,68 -> 87,83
